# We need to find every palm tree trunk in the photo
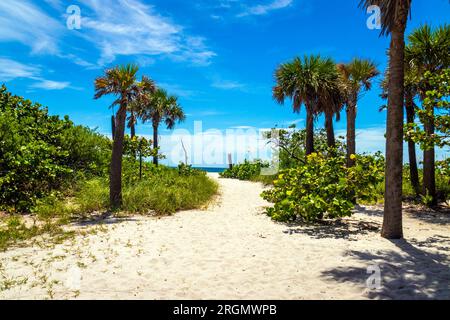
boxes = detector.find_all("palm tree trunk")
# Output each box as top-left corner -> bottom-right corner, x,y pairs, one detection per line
346,94 -> 357,167
423,107 -> 437,205
111,115 -> 116,140
139,152 -> 143,180
382,7 -> 409,239
153,122 -> 159,166
130,122 -> 137,159
130,123 -> 136,139
405,91 -> 420,196
110,104 -> 126,209
305,103 -> 314,155
325,111 -> 336,149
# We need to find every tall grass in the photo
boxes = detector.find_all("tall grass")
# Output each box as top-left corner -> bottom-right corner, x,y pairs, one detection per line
34,167 -> 218,217
123,172 -> 218,214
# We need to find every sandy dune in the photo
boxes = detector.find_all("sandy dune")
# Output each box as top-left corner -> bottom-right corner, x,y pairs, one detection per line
1,173 -> 449,300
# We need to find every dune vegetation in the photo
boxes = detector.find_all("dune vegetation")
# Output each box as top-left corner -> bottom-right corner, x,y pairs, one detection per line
0,69 -> 218,250
221,23 -> 450,228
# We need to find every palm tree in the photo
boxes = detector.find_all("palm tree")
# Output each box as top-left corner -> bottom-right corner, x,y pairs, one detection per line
273,55 -> 340,155
139,88 -> 186,165
359,0 -> 412,239
381,59 -> 421,196
406,24 -> 450,205
94,64 -> 155,208
337,59 -> 379,167
319,71 -> 345,150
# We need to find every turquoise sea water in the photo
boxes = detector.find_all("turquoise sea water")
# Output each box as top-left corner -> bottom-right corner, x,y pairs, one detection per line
194,167 -> 227,173
169,166 -> 227,173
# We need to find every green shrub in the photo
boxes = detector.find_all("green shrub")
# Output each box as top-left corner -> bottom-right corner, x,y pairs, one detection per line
123,168 -> 217,214
177,163 -> 206,177
220,160 -> 269,180
261,153 -> 384,222
0,85 -> 111,213
73,178 -> 109,214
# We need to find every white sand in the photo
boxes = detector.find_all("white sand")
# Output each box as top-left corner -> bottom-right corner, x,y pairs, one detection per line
1,173 -> 449,300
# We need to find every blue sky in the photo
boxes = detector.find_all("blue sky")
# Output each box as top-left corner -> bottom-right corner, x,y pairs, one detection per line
0,0 -> 449,165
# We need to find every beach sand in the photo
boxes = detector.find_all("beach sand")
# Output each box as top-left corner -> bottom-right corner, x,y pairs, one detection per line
1,173 -> 449,300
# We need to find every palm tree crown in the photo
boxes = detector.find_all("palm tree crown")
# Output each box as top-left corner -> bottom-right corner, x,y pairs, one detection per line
273,55 -> 343,153
359,0 -> 412,36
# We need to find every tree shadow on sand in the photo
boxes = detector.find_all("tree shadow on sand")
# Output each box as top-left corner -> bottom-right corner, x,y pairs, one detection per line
282,218 -> 381,240
403,204 -> 450,226
321,239 -> 450,300
71,212 -> 139,227
280,205 -> 382,240
357,204 -> 450,226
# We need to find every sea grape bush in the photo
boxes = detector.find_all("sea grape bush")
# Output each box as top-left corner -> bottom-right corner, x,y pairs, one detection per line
261,152 -> 385,222
177,163 -> 206,177
264,127 -> 346,169
0,85 -> 111,212
220,160 -> 269,180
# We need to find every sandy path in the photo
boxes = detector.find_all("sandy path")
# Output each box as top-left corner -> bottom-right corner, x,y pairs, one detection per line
1,174 -> 449,300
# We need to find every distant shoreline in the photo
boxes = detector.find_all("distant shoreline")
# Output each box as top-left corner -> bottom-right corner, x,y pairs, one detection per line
168,166 -> 227,173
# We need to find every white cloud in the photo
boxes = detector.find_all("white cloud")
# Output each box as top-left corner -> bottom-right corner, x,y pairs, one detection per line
0,0 -> 62,55
336,127 -> 386,154
212,79 -> 245,90
238,0 -> 293,17
0,58 -> 40,81
43,0 -> 63,10
0,57 -> 73,91
78,0 -> 215,66
30,80 -> 71,90
0,0 -> 215,67
158,83 -> 198,98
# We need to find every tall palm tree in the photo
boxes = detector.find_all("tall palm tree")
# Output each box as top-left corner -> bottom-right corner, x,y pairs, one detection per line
337,59 -> 379,167
406,24 -> 450,205
273,55 -> 340,155
381,59 -> 421,196
126,76 -> 156,141
360,0 -> 412,239
94,64 -> 155,208
139,89 -> 186,165
319,73 -> 345,150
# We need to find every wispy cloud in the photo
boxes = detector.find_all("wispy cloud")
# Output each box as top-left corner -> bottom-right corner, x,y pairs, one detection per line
158,82 -> 198,98
0,0 -> 62,55
211,79 -> 245,90
30,79 -> 71,90
0,57 -> 74,91
188,110 -> 227,117
238,0 -> 294,17
0,58 -> 40,82
0,0 -> 215,67
78,0 -> 215,66
43,0 -> 64,10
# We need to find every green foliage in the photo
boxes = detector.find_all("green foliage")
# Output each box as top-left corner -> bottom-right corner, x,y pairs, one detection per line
405,69 -> 450,149
31,166 -> 217,218
265,127 -> 346,169
123,135 -> 156,159
73,179 -> 109,214
123,169 -> 217,215
177,163 -> 206,177
0,85 -> 111,212
436,159 -> 450,202
220,160 -> 269,180
261,153 -> 384,223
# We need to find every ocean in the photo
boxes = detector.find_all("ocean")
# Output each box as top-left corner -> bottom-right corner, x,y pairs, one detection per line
193,167 -> 227,173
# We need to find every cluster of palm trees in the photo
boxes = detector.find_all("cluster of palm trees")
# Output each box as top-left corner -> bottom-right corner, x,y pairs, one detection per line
273,56 -> 379,167
94,64 -> 185,208
392,24 -> 449,205
274,1 -> 449,239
